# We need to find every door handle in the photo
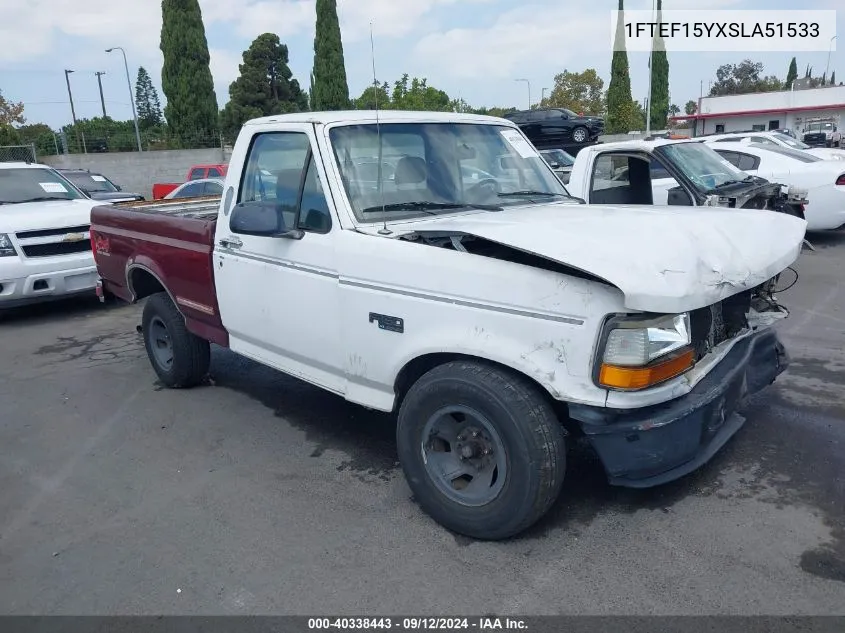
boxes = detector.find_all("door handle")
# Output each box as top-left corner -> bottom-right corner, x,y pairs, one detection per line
218,237 -> 243,249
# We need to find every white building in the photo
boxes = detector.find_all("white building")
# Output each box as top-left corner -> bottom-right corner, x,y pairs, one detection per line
671,85 -> 845,138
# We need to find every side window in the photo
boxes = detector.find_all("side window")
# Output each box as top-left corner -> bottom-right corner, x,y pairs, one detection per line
589,154 -> 653,205
177,182 -> 204,198
715,151 -> 741,167
207,167 -> 222,177
188,168 -> 204,181
736,153 -> 760,171
649,160 -> 671,180
236,131 -> 331,235
750,136 -> 776,146
204,181 -> 224,195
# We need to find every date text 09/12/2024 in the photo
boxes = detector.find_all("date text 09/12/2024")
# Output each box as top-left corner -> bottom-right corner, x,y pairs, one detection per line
307,618 -> 528,630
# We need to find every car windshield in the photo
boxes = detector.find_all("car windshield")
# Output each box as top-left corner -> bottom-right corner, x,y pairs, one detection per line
541,149 -> 575,166
64,172 -> 119,193
655,142 -> 747,190
759,146 -> 823,163
770,133 -> 811,149
807,123 -> 833,131
329,122 -> 572,222
0,167 -> 84,204
561,109 -> 579,118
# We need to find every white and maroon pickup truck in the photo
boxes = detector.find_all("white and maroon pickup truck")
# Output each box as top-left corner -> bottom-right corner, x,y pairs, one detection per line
89,111 -> 806,540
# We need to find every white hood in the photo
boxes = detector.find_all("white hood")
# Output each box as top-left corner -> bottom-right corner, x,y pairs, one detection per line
1,199 -> 99,233
390,203 -> 806,314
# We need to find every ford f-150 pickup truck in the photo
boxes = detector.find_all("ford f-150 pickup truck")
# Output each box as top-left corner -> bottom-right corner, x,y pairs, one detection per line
89,111 -> 806,540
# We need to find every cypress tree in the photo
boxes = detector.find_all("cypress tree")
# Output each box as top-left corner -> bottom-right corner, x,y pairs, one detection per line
648,0 -> 669,130
311,0 -> 350,110
785,57 -> 798,89
160,0 -> 219,146
135,67 -> 163,129
831,71 -> 836,85
606,0 -> 636,133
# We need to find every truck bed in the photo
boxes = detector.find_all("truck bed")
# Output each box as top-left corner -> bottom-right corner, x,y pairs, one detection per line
90,196 -> 228,347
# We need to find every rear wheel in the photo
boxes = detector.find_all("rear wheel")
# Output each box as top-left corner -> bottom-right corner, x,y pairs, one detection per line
396,360 -> 567,540
141,292 -> 210,388
571,126 -> 589,143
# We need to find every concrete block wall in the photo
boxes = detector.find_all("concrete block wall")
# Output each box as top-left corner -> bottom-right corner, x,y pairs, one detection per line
42,148 -> 232,199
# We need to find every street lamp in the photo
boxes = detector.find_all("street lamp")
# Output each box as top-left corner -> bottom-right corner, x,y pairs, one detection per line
64,70 -> 78,127
825,35 -> 838,83
515,78 -> 531,110
106,46 -> 142,152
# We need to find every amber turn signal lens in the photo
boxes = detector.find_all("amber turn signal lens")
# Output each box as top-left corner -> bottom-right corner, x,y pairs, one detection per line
599,348 -> 695,390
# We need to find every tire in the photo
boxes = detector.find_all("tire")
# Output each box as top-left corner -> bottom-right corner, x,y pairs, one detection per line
141,292 -> 210,388
571,126 -> 589,144
396,360 -> 567,540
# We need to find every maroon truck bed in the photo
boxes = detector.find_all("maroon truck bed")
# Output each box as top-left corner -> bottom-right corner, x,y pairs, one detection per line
89,196 -> 229,347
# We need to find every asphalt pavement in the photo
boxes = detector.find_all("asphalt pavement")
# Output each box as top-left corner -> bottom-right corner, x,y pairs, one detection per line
1,230 -> 843,615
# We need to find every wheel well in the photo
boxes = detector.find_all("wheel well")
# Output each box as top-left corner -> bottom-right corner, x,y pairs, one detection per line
129,267 -> 166,302
392,353 -> 579,436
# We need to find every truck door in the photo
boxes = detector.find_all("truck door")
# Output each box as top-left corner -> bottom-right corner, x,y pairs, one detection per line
213,125 -> 344,394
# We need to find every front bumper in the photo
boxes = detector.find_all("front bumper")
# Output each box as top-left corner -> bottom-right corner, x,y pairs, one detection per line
0,255 -> 98,309
569,329 -> 788,488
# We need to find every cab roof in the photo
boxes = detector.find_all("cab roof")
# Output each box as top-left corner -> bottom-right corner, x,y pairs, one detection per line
244,110 -> 514,127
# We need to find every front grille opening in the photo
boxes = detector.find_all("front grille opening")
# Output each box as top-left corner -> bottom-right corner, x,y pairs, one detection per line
15,224 -> 90,239
689,291 -> 751,360
22,241 -> 92,258
33,280 -> 49,290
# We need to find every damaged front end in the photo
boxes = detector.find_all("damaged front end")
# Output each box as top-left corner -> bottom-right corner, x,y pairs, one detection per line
702,180 -> 809,222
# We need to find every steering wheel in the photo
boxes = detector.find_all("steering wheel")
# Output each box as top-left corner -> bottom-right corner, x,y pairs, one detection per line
466,178 -> 502,199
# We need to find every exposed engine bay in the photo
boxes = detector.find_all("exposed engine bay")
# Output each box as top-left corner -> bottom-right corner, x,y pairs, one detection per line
700,180 -> 808,221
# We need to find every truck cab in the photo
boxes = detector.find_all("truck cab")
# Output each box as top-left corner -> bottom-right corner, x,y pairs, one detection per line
90,112 -> 806,540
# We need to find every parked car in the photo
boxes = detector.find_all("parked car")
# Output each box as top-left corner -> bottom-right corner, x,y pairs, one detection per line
0,162 -> 100,309
706,142 -> 845,231
503,108 -> 604,147
566,139 -> 808,222
152,164 -> 228,200
163,178 -> 224,200
57,168 -> 145,202
89,110 -> 803,540
700,130 -> 845,161
539,148 -> 575,183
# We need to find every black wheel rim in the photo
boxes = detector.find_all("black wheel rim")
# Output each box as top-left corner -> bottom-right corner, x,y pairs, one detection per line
420,405 -> 507,507
148,316 -> 174,371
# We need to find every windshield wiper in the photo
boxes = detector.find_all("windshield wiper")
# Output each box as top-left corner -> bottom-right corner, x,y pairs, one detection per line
497,190 -> 563,197
711,176 -> 754,190
10,196 -> 68,204
360,201 -> 502,214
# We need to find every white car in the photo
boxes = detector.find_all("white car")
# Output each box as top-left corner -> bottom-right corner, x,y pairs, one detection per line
702,130 -> 845,161
0,162 -> 101,309
707,142 -> 845,231
163,178 -> 224,199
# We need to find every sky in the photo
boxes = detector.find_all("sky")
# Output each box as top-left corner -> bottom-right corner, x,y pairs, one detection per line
0,0 -> 841,130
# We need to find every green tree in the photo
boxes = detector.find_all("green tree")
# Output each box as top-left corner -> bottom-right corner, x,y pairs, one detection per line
831,71 -> 837,85
542,68 -> 605,115
353,81 -> 391,109
311,0 -> 350,110
17,123 -> 57,156
0,88 -> 25,127
785,57 -> 798,89
160,0 -> 219,147
220,33 -> 309,141
709,60 -> 783,96
684,99 -> 697,115
606,0 -> 636,133
135,67 -> 163,130
648,0 -> 669,130
668,103 -> 680,116
390,75 -> 451,111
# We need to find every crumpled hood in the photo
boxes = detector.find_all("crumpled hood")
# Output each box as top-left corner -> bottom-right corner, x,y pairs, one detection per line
395,202 -> 806,314
1,199 -> 99,233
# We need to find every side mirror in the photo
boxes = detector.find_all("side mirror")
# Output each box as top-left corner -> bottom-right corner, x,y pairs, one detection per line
229,201 -> 304,240
116,185 -> 122,191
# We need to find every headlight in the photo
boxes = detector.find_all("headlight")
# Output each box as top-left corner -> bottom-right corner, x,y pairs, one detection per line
597,313 -> 694,390
0,233 -> 17,257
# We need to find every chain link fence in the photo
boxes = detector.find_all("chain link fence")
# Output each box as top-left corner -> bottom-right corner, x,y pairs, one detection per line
52,127 -> 225,156
0,144 -> 37,163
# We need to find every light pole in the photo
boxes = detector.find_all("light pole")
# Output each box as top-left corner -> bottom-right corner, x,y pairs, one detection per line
95,72 -> 107,118
825,35 -> 838,83
106,47 -> 142,152
515,78 -> 531,110
64,70 -> 78,126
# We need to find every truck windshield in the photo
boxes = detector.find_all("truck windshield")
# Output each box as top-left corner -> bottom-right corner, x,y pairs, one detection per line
656,142 -> 747,191
0,168 -> 84,204
328,122 -> 570,222
64,172 -> 119,193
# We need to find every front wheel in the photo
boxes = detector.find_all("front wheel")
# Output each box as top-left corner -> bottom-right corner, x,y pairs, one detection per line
571,126 -> 589,143
141,292 -> 210,388
396,361 -> 567,540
